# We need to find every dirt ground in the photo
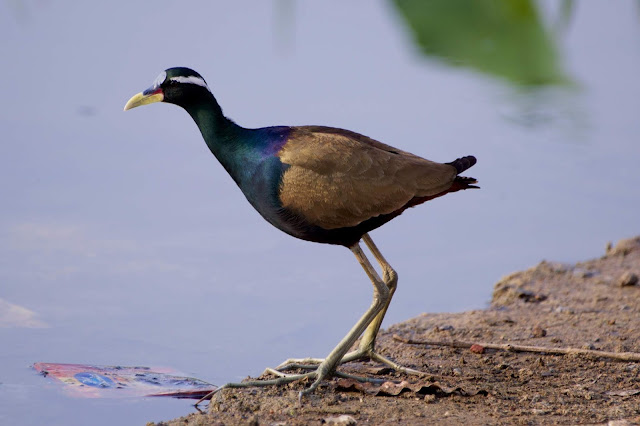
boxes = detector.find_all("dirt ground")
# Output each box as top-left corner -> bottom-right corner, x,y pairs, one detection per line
153,236 -> 640,425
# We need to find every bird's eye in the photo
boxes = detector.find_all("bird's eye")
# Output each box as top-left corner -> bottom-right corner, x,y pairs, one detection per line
152,71 -> 167,88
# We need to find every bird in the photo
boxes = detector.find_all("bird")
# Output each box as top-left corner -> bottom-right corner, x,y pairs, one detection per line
124,67 -> 478,402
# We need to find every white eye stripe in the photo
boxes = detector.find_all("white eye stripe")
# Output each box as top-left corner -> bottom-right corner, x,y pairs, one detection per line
169,76 -> 211,92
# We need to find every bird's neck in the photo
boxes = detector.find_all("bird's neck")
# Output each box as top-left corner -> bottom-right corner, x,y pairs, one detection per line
184,95 -> 237,145
182,96 -> 257,187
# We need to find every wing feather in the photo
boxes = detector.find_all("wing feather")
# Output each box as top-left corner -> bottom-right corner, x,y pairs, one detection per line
277,126 -> 457,229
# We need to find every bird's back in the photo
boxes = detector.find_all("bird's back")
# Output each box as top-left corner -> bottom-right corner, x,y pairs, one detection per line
239,125 -> 476,247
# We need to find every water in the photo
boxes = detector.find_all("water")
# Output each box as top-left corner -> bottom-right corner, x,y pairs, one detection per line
1,1 -> 638,424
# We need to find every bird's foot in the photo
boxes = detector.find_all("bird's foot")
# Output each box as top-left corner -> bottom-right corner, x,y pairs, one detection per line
193,364 -> 388,407
194,346 -> 431,407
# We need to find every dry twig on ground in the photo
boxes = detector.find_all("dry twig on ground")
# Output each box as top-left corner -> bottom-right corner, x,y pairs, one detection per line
393,335 -> 640,362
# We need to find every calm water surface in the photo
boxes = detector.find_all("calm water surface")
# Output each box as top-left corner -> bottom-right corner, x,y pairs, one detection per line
1,2 -> 639,424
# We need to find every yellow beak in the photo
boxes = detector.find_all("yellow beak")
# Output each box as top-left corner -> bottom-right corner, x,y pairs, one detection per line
123,91 -> 164,111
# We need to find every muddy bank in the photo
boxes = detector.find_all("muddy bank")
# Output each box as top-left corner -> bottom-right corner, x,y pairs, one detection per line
153,236 -> 640,425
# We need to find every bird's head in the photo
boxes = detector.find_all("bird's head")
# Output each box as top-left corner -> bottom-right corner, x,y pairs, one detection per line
124,67 -> 212,111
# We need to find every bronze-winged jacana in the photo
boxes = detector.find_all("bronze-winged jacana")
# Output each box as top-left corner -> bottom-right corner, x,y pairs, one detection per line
124,67 -> 478,402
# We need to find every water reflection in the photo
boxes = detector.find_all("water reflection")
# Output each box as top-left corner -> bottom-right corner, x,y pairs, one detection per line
392,0 -> 571,87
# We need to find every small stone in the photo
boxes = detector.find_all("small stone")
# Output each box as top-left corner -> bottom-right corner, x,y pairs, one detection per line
452,368 -> 463,376
617,271 -> 638,287
323,414 -> 357,425
607,420 -> 634,426
554,306 -> 574,314
531,325 -> 547,338
531,408 -> 550,415
517,290 -> 548,303
423,394 -> 436,403
470,344 -> 485,354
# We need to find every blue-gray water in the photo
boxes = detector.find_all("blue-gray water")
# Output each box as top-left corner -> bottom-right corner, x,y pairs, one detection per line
1,1 -> 638,424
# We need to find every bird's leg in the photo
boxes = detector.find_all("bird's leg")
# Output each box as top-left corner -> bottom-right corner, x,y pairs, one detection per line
275,241 -> 390,372
277,234 -> 426,376
356,233 -> 397,352
340,234 -> 427,376
300,242 -> 390,395
196,242 -> 390,406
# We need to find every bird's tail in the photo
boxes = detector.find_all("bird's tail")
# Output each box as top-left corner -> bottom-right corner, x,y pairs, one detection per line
447,155 -> 479,190
447,155 -> 476,174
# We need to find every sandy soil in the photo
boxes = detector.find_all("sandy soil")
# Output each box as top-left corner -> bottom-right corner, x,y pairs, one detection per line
152,236 -> 640,425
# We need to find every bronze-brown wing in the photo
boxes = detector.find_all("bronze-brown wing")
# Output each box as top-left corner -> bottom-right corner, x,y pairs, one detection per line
277,126 -> 458,229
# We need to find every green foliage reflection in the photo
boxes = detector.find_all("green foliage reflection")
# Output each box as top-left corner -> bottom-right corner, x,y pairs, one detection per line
392,0 -> 570,87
